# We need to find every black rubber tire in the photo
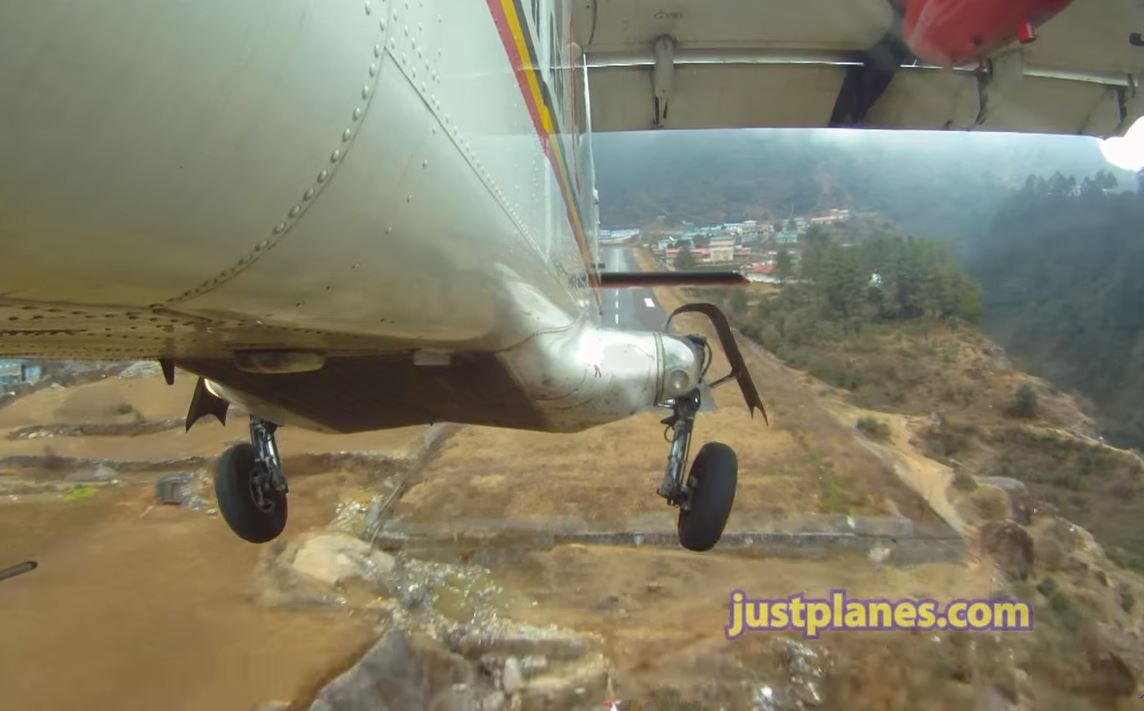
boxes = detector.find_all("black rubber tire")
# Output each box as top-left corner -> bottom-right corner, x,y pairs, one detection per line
677,442 -> 737,552
214,443 -> 287,543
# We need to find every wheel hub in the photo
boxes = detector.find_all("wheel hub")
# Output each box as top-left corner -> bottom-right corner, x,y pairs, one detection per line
248,469 -> 276,513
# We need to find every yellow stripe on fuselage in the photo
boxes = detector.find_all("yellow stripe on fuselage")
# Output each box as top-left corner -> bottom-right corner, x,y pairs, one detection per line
498,0 -> 590,263
501,0 -> 554,135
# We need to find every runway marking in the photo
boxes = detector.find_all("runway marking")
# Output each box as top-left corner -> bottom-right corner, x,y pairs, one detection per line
614,314 -> 620,324
644,297 -> 655,308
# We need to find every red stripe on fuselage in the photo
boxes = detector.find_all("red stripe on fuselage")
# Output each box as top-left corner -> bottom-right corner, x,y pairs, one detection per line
485,0 -> 598,289
486,1 -> 550,155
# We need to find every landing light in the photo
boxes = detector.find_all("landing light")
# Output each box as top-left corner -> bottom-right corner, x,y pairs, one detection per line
234,350 -> 326,374
1100,117 -> 1144,171
667,369 -> 691,393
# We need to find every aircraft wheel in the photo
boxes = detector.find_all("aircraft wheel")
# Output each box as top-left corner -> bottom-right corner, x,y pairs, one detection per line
215,443 -> 287,543
677,442 -> 737,552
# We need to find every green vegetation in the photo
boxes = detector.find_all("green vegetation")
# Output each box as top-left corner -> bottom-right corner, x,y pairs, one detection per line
774,248 -> 793,279
742,314 -> 960,412
918,421 -> 981,462
1008,382 -> 1039,419
64,486 -> 97,502
855,417 -> 891,441
1033,576 -> 1085,631
965,171 -> 1144,447
986,427 -> 1144,572
745,227 -> 981,340
797,228 -> 981,325
1108,547 -> 1144,575
1119,583 -> 1136,613
790,431 -> 866,514
673,245 -> 695,270
923,439 -> 946,461
726,288 -> 748,314
731,229 -> 983,411
952,471 -> 978,492
964,485 -> 1009,521
1035,575 -> 1058,598
1047,587 -> 1085,632
600,128 -> 1143,443
816,465 -> 849,515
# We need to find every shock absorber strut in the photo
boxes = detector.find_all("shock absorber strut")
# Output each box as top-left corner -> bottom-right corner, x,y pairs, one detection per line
249,417 -> 287,494
656,389 -> 701,508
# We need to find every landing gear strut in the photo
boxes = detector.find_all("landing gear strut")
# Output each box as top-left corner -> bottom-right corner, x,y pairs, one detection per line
214,417 -> 289,543
657,389 -> 738,552
656,304 -> 767,552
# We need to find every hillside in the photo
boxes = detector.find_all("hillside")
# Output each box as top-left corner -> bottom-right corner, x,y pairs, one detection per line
963,175 -> 1144,450
651,245 -> 1144,706
593,130 -> 1132,239
686,226 -> 1144,573
595,127 -> 1144,460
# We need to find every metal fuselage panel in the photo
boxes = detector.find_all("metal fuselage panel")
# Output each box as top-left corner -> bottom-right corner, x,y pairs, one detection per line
0,1 -> 701,432
0,0 -> 594,356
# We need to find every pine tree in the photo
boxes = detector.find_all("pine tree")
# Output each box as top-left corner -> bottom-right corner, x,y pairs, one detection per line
775,249 -> 794,279
674,245 -> 696,269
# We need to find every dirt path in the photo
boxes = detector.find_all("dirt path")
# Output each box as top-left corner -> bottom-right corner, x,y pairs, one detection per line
818,398 -> 970,536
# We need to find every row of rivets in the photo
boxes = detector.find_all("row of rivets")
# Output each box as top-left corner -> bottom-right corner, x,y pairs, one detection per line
297,0 -> 392,311
162,0 -> 389,306
381,0 -> 527,243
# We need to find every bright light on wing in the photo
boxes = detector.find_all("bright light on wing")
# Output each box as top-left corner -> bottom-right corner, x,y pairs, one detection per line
1101,117 -> 1144,171
575,331 -> 605,372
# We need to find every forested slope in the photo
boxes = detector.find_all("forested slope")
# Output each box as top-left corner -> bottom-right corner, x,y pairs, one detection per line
964,173 -> 1144,447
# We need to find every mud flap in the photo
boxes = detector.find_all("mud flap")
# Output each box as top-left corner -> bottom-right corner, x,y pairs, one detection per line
158,358 -> 175,385
666,303 -> 767,423
185,376 -> 230,431
828,5 -> 912,127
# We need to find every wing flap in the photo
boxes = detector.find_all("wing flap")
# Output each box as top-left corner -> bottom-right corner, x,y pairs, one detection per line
582,0 -> 1143,137
598,271 -> 748,288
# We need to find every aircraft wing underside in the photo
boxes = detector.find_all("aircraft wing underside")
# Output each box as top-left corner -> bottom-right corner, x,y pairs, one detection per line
577,0 -> 1144,137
